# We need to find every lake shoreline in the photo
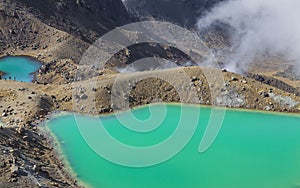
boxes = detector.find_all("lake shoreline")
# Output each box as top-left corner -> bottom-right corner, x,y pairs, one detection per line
0,64 -> 300,132
41,102 -> 300,187
45,102 -> 300,120
40,124 -> 91,188
45,104 -> 300,188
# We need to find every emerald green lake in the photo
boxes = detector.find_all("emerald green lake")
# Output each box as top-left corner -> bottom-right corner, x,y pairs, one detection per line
0,56 -> 42,82
47,104 -> 300,188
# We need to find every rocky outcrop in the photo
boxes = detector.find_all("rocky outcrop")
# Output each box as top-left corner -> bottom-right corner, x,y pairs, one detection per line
36,59 -> 78,84
0,126 -> 80,187
246,72 -> 300,96
34,94 -> 54,116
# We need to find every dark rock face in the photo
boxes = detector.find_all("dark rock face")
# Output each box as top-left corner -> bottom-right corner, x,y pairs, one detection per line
124,0 -> 224,27
246,72 -> 300,96
0,0 -> 136,63
13,0 -> 135,42
36,94 -> 54,114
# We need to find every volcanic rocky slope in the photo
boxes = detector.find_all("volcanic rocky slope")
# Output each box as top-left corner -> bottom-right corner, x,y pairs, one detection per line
0,126 -> 80,187
0,0 -> 300,187
0,0 -> 203,85
0,0 -> 133,62
124,0 -> 224,27
125,0 -> 300,98
14,0 -> 133,42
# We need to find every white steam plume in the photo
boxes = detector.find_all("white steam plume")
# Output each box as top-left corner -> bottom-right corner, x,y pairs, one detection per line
197,0 -> 300,73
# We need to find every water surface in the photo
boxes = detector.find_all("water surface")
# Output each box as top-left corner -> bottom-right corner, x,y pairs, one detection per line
47,104 -> 300,188
0,56 -> 42,82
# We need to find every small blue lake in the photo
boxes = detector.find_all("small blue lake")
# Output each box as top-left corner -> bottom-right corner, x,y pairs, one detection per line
47,104 -> 300,188
0,56 -> 42,82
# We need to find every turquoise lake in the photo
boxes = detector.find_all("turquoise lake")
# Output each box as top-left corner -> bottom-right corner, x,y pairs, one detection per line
0,56 -> 42,82
47,104 -> 300,188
